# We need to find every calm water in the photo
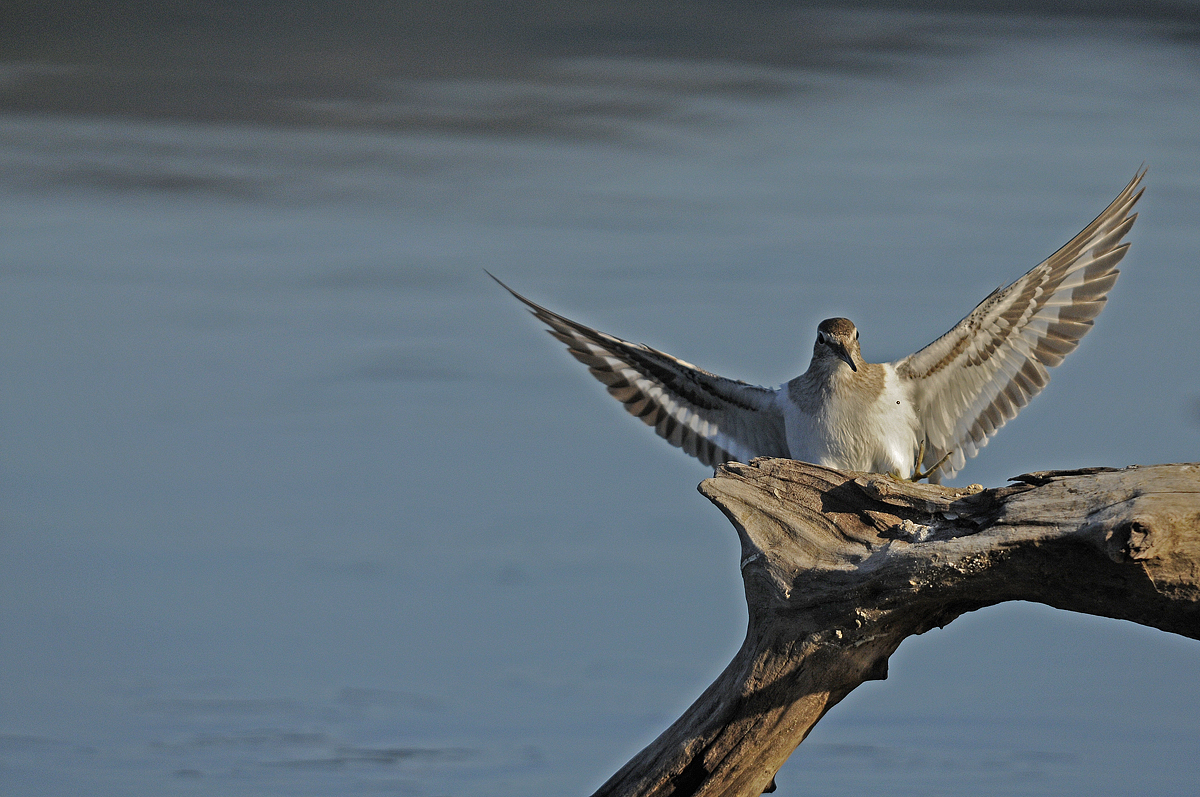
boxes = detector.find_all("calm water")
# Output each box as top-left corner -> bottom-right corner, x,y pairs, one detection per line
3,8 -> 1200,796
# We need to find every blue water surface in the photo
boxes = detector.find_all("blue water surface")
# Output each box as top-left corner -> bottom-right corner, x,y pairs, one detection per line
2,9 -> 1199,796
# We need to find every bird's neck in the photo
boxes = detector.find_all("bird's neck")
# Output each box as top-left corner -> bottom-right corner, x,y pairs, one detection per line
789,357 -> 854,411
789,357 -> 884,413
807,356 -> 855,385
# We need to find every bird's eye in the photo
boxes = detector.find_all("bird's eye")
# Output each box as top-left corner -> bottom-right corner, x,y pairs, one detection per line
817,331 -> 827,345
854,329 -> 859,341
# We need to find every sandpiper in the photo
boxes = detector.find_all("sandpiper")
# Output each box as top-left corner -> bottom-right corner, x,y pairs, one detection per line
494,170 -> 1144,482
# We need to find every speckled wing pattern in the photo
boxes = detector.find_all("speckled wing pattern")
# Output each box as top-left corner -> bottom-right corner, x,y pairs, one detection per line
895,170 -> 1145,482
490,274 -> 788,467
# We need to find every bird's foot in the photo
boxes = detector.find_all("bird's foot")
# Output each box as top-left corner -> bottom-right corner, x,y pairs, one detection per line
889,442 -> 952,482
910,449 -> 952,483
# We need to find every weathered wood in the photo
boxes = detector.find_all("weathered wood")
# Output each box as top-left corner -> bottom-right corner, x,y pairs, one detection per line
591,460 -> 1200,797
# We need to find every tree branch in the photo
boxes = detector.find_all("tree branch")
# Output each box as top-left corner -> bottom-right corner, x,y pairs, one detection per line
591,461 -> 1200,797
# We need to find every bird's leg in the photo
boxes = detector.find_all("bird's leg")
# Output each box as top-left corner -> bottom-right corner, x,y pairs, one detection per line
909,440 -> 952,482
911,452 -> 952,482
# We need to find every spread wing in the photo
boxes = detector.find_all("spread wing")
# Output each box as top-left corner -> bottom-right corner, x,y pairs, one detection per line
491,274 -> 789,467
895,169 -> 1144,482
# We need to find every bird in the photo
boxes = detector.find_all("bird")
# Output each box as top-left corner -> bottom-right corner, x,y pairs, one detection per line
492,170 -> 1144,483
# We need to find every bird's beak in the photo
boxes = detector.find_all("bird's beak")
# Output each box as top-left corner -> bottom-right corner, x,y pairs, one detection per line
836,345 -> 857,372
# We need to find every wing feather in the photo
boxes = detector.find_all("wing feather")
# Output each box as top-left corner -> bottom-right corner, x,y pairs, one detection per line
895,170 -> 1144,482
491,274 -> 789,467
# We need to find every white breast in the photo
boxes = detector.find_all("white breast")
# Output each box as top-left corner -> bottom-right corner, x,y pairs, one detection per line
782,365 -> 921,476
870,367 -> 922,474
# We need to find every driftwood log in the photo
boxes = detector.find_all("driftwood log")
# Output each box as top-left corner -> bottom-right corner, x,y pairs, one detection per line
591,460 -> 1200,797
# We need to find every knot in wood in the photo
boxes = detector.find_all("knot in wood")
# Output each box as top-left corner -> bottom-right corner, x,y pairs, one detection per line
1105,518 -> 1156,562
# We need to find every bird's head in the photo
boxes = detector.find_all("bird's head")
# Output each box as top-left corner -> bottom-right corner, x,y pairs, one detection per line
813,317 -> 860,372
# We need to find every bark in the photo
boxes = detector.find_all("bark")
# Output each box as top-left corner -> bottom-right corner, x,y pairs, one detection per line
591,460 -> 1200,797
